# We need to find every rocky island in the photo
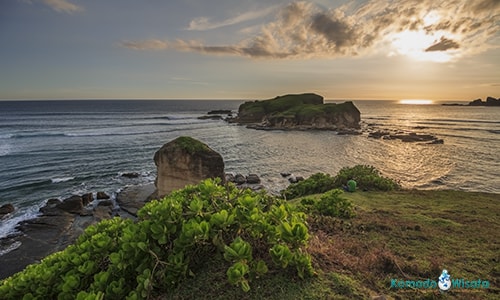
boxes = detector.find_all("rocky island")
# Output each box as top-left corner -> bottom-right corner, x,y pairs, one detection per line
229,93 -> 361,132
442,96 -> 500,106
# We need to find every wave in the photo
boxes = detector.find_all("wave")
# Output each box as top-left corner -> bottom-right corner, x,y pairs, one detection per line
9,132 -> 67,139
51,177 -> 75,183
150,115 -> 195,120
422,118 -> 500,124
0,241 -> 22,256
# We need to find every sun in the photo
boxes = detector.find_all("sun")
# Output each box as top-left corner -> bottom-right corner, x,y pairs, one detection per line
387,12 -> 459,63
389,30 -> 455,63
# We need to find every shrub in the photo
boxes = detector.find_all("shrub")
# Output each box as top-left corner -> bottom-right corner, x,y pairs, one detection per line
282,173 -> 336,199
282,166 -> 398,200
333,165 -> 400,191
300,189 -> 355,219
0,179 -> 313,299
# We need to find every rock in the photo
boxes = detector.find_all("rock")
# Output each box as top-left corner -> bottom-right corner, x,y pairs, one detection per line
153,136 -> 225,197
246,174 -> 261,184
116,183 -> 156,217
0,203 -> 15,217
82,193 -> 93,206
39,199 -> 63,216
96,192 -> 110,200
280,172 -> 292,177
469,98 -> 483,106
295,176 -> 305,182
225,173 -> 236,182
234,174 -> 247,185
93,206 -> 112,221
468,97 -> 500,106
288,176 -> 298,183
486,96 -> 500,106
368,131 -> 390,139
56,195 -> 84,214
198,115 -> 223,120
208,109 -> 232,115
428,139 -> 444,144
121,172 -> 140,178
97,200 -> 113,207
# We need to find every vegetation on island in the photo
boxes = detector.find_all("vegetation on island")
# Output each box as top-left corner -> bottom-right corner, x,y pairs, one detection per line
1,165 -> 499,299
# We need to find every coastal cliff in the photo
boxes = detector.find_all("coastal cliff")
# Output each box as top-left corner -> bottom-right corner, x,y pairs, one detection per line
231,93 -> 361,131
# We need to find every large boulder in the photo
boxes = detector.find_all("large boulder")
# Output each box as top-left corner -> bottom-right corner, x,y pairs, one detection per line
153,136 -> 225,197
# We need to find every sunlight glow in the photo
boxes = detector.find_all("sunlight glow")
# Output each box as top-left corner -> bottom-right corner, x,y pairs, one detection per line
389,30 -> 457,62
387,11 -> 460,63
400,99 -> 434,105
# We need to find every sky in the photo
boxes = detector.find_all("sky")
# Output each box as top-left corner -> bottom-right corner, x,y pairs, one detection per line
0,0 -> 499,100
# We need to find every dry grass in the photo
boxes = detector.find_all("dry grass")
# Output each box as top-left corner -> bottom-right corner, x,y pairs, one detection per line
302,190 -> 500,299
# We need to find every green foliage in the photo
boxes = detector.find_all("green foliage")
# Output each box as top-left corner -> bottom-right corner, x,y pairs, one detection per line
173,136 -> 211,154
282,173 -> 336,199
333,165 -> 400,191
283,165 -> 400,199
0,179 -> 312,299
301,190 -> 355,218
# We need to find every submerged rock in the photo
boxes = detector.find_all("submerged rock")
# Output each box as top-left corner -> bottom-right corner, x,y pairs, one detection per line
96,191 -> 110,200
246,174 -> 261,184
0,204 -> 15,218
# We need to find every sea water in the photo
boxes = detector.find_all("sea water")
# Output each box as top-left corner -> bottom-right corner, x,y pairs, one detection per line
0,99 -> 499,239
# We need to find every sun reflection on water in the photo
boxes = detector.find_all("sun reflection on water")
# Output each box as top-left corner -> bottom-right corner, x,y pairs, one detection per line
399,99 -> 434,105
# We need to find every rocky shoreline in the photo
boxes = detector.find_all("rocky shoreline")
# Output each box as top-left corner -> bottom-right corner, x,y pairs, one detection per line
0,186 -> 151,280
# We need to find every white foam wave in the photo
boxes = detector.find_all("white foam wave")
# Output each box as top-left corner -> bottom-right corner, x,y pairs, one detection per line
0,205 -> 41,240
51,177 -> 75,183
0,133 -> 13,139
0,143 -> 12,157
0,241 -> 22,256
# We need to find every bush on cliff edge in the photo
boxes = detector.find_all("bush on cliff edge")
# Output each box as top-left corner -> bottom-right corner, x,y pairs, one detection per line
282,165 -> 400,199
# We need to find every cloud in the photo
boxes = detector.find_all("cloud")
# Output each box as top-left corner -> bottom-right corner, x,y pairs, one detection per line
42,0 -> 83,14
425,37 -> 460,52
186,6 -> 278,31
122,0 -> 500,61
120,39 -> 169,50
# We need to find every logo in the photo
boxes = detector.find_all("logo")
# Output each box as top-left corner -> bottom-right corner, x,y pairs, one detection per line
438,269 -> 451,292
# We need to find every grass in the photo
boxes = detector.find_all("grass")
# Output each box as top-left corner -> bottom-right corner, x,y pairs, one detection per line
172,136 -> 211,154
158,190 -> 499,299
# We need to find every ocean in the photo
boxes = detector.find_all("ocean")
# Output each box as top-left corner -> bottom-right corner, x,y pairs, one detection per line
1,99 -> 499,239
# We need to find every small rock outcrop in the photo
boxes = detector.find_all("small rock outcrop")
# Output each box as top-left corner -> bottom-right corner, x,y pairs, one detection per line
153,136 -> 225,197
443,96 -> 500,106
0,204 -> 15,218
230,93 -> 361,131
469,97 -> 500,106
56,195 -> 84,214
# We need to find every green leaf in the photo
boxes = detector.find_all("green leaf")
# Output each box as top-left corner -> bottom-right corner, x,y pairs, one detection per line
254,260 -> 268,276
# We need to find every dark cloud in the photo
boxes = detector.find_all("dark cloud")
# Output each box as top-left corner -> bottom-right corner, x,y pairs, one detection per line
310,13 -> 358,51
469,0 -> 500,13
425,37 -> 460,52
